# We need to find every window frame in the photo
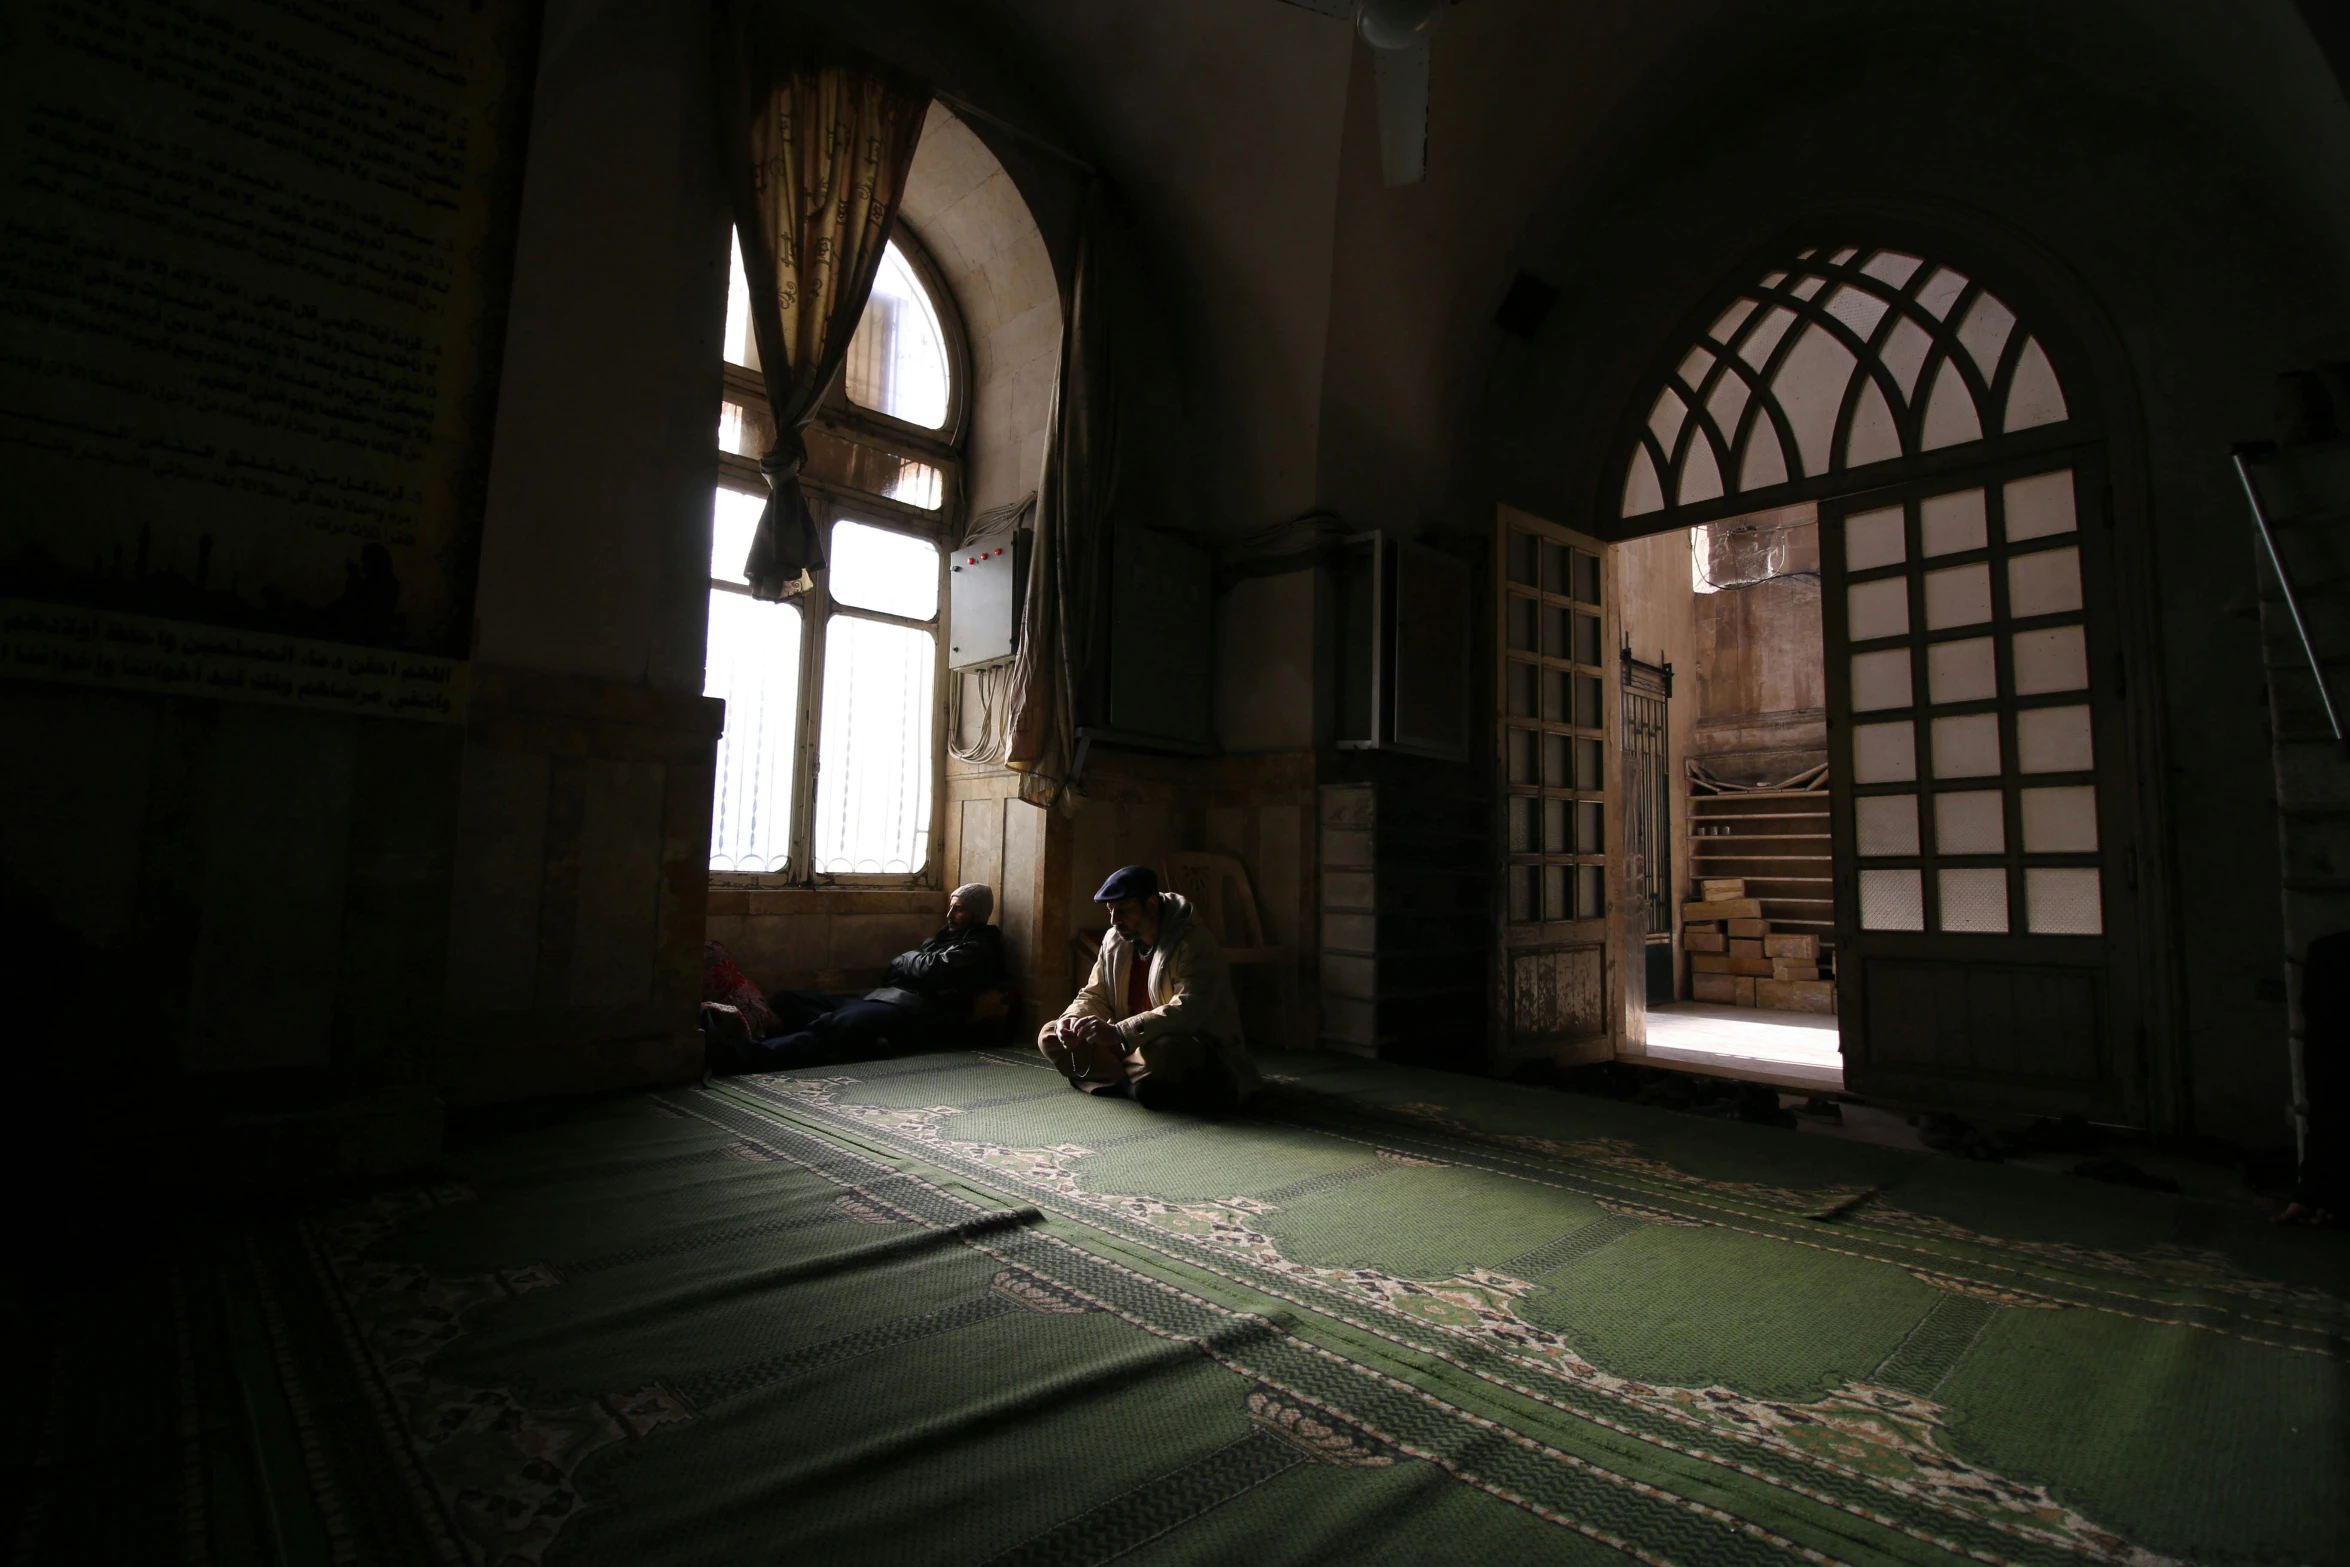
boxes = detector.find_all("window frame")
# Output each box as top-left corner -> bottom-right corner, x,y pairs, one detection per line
1608,241 -> 2089,534
709,221 -> 965,888
716,227 -> 968,517
832,230 -> 971,452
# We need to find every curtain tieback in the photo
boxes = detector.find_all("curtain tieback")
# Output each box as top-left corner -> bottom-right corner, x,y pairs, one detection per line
759,435 -> 808,488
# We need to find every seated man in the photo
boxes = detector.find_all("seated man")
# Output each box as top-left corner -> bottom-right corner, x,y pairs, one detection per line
1039,865 -> 1262,1113
708,883 -> 1005,1073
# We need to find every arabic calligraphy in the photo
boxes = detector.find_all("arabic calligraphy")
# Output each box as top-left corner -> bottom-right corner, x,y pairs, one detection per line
1,597 -> 468,721
0,0 -> 538,659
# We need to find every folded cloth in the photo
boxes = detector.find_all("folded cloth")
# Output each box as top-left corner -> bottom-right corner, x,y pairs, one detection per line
702,941 -> 783,1038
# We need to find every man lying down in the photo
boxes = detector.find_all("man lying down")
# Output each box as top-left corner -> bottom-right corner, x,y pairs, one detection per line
704,883 -> 1005,1074
1038,865 -> 1263,1114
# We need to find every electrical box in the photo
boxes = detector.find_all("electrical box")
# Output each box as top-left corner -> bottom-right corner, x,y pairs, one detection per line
947,529 -> 1029,669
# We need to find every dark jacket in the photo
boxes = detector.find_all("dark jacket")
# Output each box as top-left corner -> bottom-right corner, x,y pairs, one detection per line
872,923 -> 1006,1018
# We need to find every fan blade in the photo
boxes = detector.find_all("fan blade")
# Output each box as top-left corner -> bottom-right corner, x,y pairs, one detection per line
1272,0 -> 1355,16
1371,36 -> 1430,185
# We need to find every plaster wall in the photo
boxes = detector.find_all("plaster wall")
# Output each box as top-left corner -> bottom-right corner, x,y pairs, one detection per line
472,0 -> 724,695
1318,0 -> 2350,539
905,107 -> 1067,1017
996,0 -> 1352,535
1315,0 -> 1719,540
1216,571 -> 1317,754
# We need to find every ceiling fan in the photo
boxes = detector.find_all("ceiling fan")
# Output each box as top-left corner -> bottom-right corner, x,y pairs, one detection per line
1278,0 -> 1448,186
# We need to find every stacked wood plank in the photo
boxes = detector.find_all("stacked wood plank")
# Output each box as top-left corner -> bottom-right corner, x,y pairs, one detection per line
1681,876 -> 1834,1012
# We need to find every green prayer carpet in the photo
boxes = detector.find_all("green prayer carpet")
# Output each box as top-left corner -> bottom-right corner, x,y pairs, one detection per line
13,1046 -> 2345,1566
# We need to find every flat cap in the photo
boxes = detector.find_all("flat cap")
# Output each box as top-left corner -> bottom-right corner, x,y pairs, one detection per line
1092,864 -> 1159,903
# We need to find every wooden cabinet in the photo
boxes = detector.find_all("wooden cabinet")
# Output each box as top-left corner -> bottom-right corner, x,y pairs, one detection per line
1318,778 -> 1487,1063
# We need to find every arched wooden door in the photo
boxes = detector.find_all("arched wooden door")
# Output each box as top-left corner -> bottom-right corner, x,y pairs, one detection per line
1614,241 -> 2151,1120
1822,455 -> 2143,1120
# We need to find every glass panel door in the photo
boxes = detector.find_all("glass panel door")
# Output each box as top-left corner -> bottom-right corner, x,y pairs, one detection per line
1823,456 -> 2142,1119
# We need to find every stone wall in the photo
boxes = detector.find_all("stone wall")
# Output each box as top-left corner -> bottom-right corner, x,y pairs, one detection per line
439,668 -> 721,1105
0,680 -> 461,1088
1691,518 -> 1827,788
898,104 -> 1063,522
436,0 -> 728,1105
1691,514 -> 1832,789
938,749 -> 1317,1049
705,885 -> 951,995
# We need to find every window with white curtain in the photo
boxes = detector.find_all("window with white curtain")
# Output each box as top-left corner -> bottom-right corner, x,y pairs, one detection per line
704,226 -> 963,879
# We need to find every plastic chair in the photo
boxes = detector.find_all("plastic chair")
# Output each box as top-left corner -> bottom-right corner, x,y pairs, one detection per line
1160,852 -> 1285,966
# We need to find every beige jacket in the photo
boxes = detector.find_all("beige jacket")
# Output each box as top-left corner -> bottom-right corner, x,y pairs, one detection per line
1050,892 -> 1262,1101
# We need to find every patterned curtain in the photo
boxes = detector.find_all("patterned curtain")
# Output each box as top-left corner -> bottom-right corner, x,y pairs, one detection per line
1005,190 -> 1118,808
719,27 -> 929,600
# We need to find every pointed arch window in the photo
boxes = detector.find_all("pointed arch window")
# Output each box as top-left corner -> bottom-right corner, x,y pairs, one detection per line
1620,247 -> 2071,520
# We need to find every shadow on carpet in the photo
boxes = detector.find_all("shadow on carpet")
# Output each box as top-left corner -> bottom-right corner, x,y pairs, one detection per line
12,1046 -> 2344,1566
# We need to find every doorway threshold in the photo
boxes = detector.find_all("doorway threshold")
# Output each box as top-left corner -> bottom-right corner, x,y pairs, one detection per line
1631,1001 -> 1844,1093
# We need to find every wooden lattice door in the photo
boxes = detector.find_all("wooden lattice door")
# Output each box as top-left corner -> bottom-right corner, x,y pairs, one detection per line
1496,507 -> 1616,1067
1822,456 -> 2146,1119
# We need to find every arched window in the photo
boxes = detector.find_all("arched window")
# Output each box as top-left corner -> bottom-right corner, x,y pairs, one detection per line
1620,247 -> 2070,520
705,227 -> 966,878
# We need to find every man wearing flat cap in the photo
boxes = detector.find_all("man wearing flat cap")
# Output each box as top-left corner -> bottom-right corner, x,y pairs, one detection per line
1039,865 -> 1262,1111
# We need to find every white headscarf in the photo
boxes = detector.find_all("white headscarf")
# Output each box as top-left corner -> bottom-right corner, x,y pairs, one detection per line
950,883 -> 994,923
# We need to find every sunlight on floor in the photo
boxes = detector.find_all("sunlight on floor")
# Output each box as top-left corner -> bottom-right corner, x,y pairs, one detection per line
1642,1001 -> 1844,1091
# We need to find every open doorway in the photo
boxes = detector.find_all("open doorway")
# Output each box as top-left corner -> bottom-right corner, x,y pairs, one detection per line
1570,240 -> 2150,1126
1619,508 -> 1840,1084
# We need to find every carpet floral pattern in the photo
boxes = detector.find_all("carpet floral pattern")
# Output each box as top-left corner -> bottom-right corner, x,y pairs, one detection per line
38,1046 -> 2337,1567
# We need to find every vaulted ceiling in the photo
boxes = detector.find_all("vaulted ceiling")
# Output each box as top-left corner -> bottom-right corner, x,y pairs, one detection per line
781,0 -> 2350,544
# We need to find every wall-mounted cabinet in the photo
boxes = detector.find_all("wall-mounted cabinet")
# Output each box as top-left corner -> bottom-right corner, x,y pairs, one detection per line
1333,531 -> 1471,761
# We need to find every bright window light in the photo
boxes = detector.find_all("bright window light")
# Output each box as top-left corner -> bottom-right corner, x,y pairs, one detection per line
705,586 -> 801,873
724,232 -> 757,368
844,242 -> 950,429
711,487 -> 763,585
812,616 -> 935,874
712,228 -> 957,884
828,519 -> 939,620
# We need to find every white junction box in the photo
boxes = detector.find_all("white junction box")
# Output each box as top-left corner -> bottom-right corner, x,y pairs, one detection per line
948,530 -> 1029,669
